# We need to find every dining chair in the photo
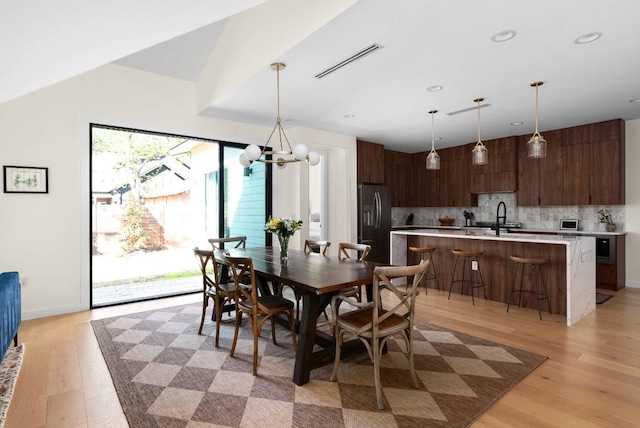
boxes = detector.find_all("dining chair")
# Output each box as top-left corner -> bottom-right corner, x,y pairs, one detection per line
225,255 -> 298,375
193,247 -> 248,346
330,259 -> 429,410
304,239 -> 331,255
278,239 -> 333,321
337,242 -> 371,303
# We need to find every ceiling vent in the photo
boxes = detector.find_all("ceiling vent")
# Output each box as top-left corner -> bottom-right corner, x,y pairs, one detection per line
447,103 -> 492,116
315,43 -> 383,79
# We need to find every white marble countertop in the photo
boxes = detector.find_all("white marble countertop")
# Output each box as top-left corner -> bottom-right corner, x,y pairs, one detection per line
391,228 -> 594,245
391,225 -> 625,236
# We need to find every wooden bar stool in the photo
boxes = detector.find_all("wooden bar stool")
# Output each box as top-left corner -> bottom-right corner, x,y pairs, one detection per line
408,246 -> 440,292
507,255 -> 552,320
448,249 -> 487,305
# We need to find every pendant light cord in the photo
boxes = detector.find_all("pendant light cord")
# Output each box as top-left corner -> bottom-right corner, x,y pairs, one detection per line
477,99 -> 482,143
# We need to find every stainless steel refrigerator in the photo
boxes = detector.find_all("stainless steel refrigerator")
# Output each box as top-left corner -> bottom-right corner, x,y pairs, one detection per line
357,184 -> 391,264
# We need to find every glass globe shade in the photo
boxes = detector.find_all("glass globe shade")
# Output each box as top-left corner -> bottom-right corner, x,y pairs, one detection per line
245,144 -> 262,161
307,152 -> 320,166
471,144 -> 488,165
239,153 -> 252,166
527,135 -> 547,158
292,144 -> 308,160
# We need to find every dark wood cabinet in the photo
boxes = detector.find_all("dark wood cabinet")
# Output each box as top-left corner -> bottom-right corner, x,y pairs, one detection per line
357,140 -> 385,184
517,119 -> 624,206
422,146 -> 477,207
384,149 -> 411,206
470,137 -> 517,193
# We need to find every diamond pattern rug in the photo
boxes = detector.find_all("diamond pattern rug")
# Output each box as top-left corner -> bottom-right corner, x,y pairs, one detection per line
91,304 -> 546,427
0,344 -> 25,428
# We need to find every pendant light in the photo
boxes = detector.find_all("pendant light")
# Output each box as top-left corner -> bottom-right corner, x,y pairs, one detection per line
241,63 -> 320,168
426,110 -> 440,170
471,97 -> 488,165
527,81 -> 547,158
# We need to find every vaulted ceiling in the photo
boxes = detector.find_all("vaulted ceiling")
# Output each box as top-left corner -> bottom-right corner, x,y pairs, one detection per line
4,0 -> 640,153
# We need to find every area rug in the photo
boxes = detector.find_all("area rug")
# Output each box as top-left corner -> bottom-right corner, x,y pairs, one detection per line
92,304 -> 546,427
0,344 -> 25,428
596,292 -> 613,304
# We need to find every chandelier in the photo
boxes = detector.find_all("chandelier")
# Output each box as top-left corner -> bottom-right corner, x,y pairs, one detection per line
240,63 -> 320,169
471,97 -> 488,165
426,109 -> 440,170
527,81 -> 547,158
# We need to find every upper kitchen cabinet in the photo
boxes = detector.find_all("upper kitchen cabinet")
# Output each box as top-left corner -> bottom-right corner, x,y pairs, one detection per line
384,149 -> 411,206
565,119 -> 625,205
357,140 -> 385,184
426,145 -> 477,207
470,136 -> 517,193
517,119 -> 625,206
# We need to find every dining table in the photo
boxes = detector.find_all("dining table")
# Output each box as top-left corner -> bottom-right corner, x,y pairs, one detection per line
227,246 -> 380,386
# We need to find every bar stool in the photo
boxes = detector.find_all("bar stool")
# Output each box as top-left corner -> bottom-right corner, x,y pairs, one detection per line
507,256 -> 551,320
448,249 -> 487,305
408,246 -> 440,292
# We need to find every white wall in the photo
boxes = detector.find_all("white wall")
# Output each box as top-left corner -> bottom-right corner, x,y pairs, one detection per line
0,64 -> 357,319
625,119 -> 640,287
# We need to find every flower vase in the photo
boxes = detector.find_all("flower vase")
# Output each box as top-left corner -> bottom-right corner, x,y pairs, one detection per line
278,235 -> 290,265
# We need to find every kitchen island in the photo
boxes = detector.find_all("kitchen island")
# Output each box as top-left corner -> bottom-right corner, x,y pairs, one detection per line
391,229 -> 596,326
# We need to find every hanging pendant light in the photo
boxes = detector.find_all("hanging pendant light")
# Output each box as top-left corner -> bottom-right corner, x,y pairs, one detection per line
471,97 -> 488,165
527,81 -> 547,158
426,110 -> 440,170
241,63 -> 320,168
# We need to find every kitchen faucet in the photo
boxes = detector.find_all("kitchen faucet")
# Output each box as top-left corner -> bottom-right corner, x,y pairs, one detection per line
496,201 -> 506,236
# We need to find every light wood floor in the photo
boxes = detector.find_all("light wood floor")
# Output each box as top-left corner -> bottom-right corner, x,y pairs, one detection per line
6,287 -> 640,427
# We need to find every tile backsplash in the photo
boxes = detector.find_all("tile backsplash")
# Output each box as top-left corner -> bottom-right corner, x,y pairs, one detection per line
392,193 -> 625,232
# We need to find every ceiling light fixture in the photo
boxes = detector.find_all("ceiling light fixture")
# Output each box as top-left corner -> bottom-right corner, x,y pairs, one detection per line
510,121 -> 524,126
240,63 -> 320,169
491,30 -> 517,42
471,97 -> 488,165
574,32 -> 602,44
629,98 -> 640,103
427,85 -> 443,92
426,110 -> 440,170
527,81 -> 547,158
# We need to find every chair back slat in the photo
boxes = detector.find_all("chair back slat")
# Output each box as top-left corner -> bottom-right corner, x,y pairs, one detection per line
338,242 -> 371,262
209,236 -> 247,250
225,256 -> 256,308
304,239 -> 331,255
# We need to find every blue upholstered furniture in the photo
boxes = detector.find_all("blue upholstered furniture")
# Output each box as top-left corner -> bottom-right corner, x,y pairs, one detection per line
1,271 -> 21,361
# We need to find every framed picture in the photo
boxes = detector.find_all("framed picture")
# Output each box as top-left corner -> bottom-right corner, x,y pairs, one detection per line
3,166 -> 49,194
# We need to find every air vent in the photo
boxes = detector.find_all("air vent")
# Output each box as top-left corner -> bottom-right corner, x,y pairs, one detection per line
315,44 -> 383,79
446,103 -> 492,116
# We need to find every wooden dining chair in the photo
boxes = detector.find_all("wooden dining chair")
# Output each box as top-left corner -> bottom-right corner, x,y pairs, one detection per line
304,239 -> 331,255
225,255 -> 298,376
337,242 -> 372,303
278,239 -> 333,321
330,259 -> 429,410
193,248 -> 248,346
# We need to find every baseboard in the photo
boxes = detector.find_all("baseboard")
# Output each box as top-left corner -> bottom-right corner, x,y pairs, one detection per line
22,303 -> 88,320
625,280 -> 640,289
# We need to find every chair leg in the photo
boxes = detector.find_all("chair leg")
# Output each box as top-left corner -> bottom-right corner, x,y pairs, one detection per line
539,267 -> 552,315
230,310 -> 242,357
373,336 -> 384,410
429,253 -> 440,291
405,329 -> 418,389
214,296 -> 222,347
288,310 -> 298,352
253,315 -> 259,375
271,316 -> 278,345
330,328 -> 344,382
198,294 -> 208,335
507,263 -> 521,313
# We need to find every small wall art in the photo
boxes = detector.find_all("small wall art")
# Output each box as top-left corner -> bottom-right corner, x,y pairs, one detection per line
3,165 -> 49,194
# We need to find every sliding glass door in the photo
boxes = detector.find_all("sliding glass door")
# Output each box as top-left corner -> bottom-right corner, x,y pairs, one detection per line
90,125 -> 269,307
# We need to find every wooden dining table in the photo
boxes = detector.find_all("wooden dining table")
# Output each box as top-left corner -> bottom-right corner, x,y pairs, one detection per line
228,246 -> 380,385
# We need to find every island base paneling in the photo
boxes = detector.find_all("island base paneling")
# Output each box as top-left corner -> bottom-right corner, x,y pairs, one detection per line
406,235 -> 567,315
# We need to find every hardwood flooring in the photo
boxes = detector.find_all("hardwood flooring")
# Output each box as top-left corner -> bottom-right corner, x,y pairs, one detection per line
6,287 -> 640,427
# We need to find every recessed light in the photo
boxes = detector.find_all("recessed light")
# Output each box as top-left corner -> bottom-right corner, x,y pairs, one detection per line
629,98 -> 640,103
510,121 -> 524,126
435,137 -> 442,141
574,32 -> 602,44
343,114 -> 355,119
491,30 -> 517,42
427,85 -> 443,92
